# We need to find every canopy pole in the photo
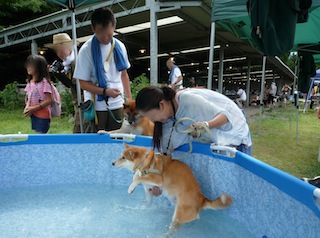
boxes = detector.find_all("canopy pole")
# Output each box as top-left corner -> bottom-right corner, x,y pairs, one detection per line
207,21 -> 216,90
218,46 -> 224,93
246,60 -> 251,107
150,0 -> 158,86
258,56 -> 267,137
31,40 -> 38,55
294,58 -> 299,144
71,8 -> 84,133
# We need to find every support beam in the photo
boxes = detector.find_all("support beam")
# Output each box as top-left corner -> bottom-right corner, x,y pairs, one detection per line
0,0 -> 205,50
207,21 -> 215,90
246,60 -> 251,107
294,59 -> 299,144
71,9 -> 84,133
31,40 -> 38,55
149,0 -> 158,85
0,0 -> 144,49
258,56 -> 267,137
218,46 -> 224,93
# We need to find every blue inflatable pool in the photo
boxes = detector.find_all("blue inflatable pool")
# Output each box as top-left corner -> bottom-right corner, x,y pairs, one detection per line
1,134 -> 319,237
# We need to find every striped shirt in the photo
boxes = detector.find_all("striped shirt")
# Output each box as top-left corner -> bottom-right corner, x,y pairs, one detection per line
25,79 -> 52,118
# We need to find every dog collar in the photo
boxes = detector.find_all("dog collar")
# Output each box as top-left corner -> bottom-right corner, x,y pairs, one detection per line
135,155 -> 164,176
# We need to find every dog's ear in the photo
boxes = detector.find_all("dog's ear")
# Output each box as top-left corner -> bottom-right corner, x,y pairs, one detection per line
123,103 -> 129,109
123,142 -> 130,148
129,149 -> 135,157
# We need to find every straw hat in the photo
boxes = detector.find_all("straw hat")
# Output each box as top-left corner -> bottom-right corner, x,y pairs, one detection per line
45,33 -> 79,49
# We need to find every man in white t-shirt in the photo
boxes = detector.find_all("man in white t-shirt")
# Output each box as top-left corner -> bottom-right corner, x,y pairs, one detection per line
73,7 -> 132,131
236,88 -> 247,108
166,58 -> 183,90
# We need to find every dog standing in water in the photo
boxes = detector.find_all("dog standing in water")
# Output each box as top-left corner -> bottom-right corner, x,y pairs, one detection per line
98,100 -> 154,136
112,144 -> 233,236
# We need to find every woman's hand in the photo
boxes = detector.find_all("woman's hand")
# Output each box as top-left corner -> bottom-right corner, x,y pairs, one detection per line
189,122 -> 208,137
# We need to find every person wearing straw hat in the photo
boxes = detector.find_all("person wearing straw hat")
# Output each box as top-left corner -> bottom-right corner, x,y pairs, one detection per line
73,7 -> 132,132
45,33 -> 83,133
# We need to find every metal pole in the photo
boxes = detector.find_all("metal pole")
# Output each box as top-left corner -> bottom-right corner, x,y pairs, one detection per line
207,21 -> 216,90
294,58 -> 299,144
31,40 -> 38,55
293,57 -> 298,94
150,0 -> 158,86
218,46 -> 224,93
246,60 -> 251,107
71,9 -> 84,133
258,56 -> 267,137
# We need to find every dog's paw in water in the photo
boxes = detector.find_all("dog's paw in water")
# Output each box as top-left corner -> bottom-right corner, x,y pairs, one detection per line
128,183 -> 136,194
97,130 -> 109,134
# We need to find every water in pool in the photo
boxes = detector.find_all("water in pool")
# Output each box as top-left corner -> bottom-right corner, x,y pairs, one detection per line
0,184 -> 254,238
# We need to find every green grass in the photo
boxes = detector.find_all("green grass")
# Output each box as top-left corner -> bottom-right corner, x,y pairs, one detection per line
249,105 -> 320,178
0,108 -> 73,134
1,106 -> 319,178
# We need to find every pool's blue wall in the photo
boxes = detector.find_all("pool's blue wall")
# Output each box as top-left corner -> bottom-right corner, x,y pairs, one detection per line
1,134 -> 320,238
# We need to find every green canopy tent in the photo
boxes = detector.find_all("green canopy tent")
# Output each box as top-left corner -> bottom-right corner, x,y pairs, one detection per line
211,0 -> 320,53
210,0 -> 320,75
47,0 -> 103,132
209,0 -> 320,142
246,0 -> 301,139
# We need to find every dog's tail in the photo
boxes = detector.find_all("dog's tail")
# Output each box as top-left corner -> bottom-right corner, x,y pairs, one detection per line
203,194 -> 233,210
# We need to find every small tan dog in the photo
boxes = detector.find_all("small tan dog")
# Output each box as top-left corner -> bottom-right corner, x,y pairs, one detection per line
98,100 -> 154,136
112,144 -> 233,235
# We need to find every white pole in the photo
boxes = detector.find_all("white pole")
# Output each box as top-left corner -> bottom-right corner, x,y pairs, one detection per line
218,46 -> 224,93
71,9 -> 84,133
246,60 -> 251,107
31,40 -> 38,55
294,59 -> 299,144
150,0 -> 158,86
258,56 -> 267,137
207,21 -> 216,90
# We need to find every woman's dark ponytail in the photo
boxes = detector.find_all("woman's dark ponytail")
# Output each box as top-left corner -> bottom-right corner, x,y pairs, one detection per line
152,122 -> 162,150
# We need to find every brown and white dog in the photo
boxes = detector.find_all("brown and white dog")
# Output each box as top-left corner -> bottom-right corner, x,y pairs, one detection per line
98,100 -> 154,136
112,144 -> 233,235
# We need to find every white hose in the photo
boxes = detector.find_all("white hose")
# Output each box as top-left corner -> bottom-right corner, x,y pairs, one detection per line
109,133 -> 136,141
0,134 -> 29,142
210,144 -> 237,158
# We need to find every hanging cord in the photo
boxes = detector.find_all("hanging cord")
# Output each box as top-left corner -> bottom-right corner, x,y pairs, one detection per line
107,108 -> 123,124
105,93 -> 125,124
164,100 -> 177,155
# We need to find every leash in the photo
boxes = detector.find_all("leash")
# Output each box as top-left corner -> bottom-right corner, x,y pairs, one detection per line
174,117 -> 212,158
107,108 -> 123,124
106,93 -> 126,124
135,153 -> 164,176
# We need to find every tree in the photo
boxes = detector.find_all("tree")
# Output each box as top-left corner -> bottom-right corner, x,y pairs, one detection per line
0,0 -> 58,29
279,53 -> 296,72
0,0 -> 60,90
